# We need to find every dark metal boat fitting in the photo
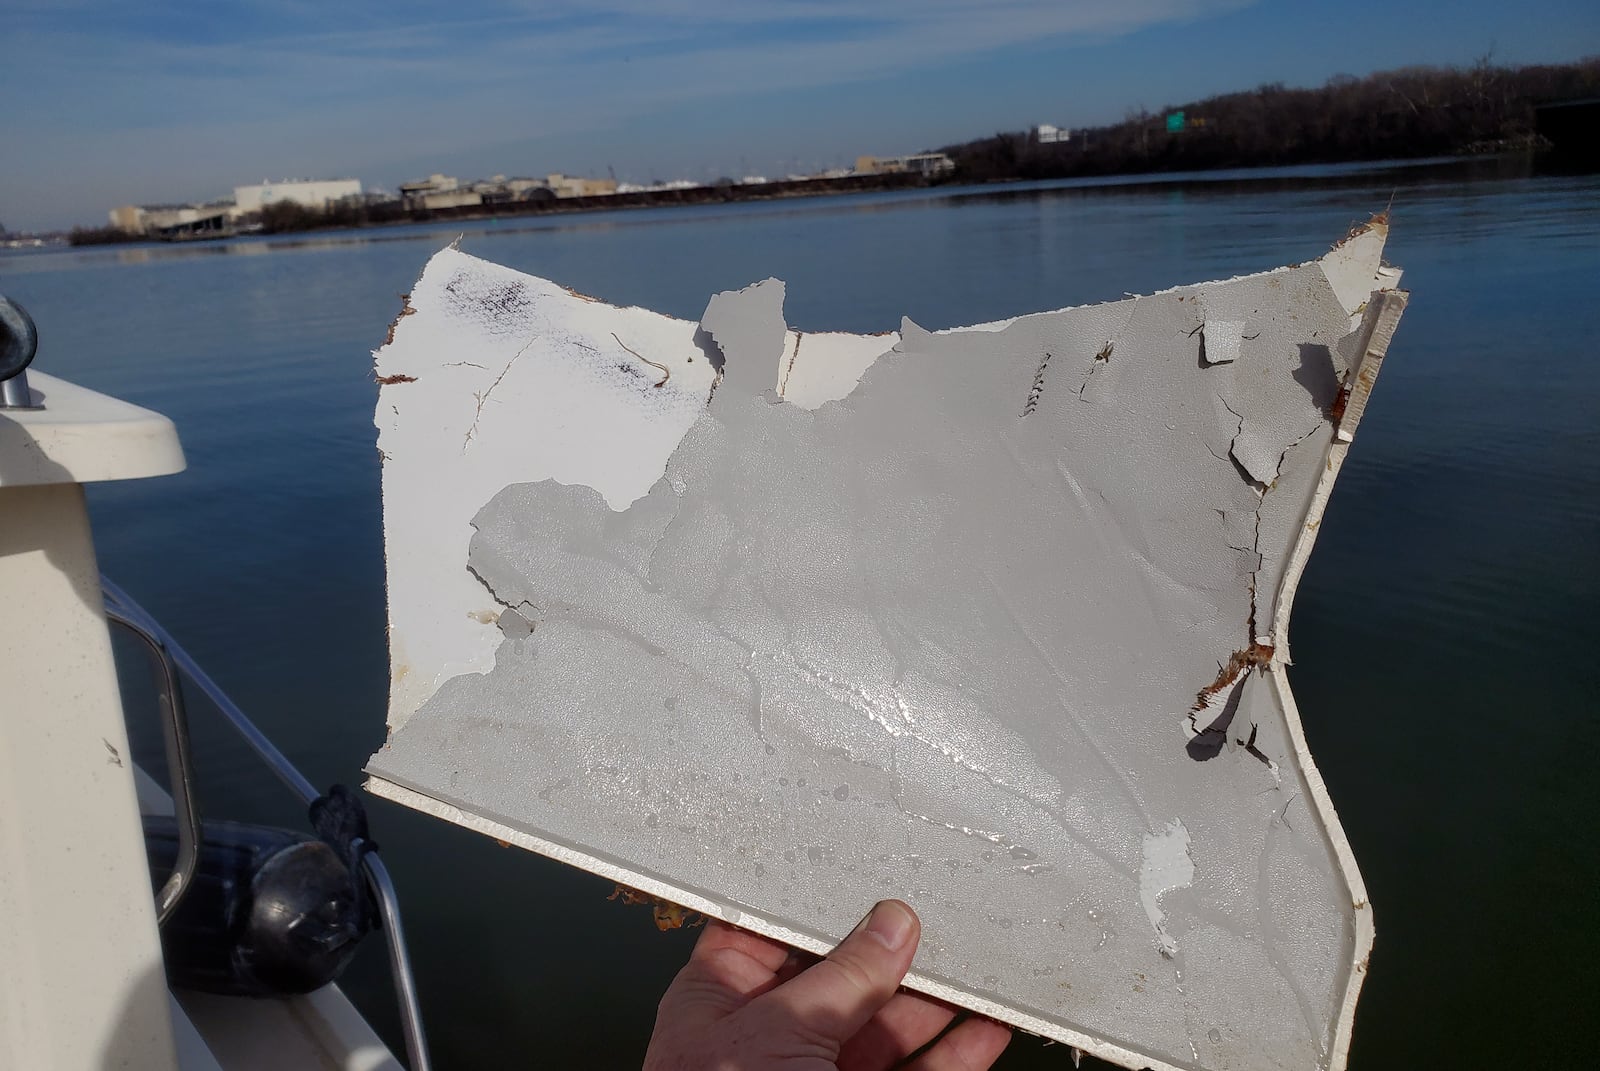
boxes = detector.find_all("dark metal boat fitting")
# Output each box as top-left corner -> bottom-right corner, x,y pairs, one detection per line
0,295 -> 40,409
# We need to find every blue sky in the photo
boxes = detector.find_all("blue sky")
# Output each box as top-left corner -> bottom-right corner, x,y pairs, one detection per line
3,0 -> 1597,231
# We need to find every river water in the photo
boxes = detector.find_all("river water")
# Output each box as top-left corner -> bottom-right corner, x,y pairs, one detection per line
4,158 -> 1596,1069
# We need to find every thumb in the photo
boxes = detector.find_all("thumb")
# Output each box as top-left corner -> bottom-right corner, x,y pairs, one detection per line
747,900 -> 921,1051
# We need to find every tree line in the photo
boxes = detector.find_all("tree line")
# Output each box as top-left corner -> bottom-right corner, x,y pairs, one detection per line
941,56 -> 1600,183
65,57 -> 1596,245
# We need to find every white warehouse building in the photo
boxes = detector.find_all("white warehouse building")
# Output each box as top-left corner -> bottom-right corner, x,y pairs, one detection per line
232,178 -> 363,215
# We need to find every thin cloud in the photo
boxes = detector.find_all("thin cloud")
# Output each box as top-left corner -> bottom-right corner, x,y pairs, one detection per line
7,0 -> 1255,227
17,0 -> 1249,127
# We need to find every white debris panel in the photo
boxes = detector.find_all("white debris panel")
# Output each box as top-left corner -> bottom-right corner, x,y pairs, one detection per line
366,223 -> 1407,1071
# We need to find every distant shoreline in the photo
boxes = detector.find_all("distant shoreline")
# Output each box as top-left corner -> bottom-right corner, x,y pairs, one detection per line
59,56 -> 1597,248
51,155 -> 1524,250
64,172 -> 935,246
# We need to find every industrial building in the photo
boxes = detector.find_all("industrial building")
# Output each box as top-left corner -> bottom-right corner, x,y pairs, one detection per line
853,152 -> 955,177
402,175 -> 487,210
398,174 -> 471,210
231,178 -> 362,215
544,173 -> 618,198
107,177 -> 363,238
398,171 -> 618,209
106,203 -> 233,239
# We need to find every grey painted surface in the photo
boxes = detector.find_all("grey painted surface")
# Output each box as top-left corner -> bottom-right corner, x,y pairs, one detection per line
371,251 -> 1386,1070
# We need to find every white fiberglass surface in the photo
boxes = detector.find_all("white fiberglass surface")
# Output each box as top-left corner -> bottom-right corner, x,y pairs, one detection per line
368,226 -> 1403,1071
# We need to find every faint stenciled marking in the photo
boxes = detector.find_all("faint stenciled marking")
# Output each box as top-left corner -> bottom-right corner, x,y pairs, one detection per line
102,738 -> 122,767
833,784 -> 849,801
1023,349 -> 1053,416
1076,339 -> 1115,397
478,279 -> 533,318
1139,819 -> 1195,958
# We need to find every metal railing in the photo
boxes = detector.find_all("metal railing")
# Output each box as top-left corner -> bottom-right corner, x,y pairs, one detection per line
100,576 -> 432,1071
104,603 -> 202,925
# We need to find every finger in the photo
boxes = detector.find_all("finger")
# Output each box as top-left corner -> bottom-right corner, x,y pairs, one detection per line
902,1014 -> 1013,1071
690,918 -> 792,976
659,919 -> 792,1023
837,991 -> 958,1071
749,900 -> 920,1050
774,947 -> 819,987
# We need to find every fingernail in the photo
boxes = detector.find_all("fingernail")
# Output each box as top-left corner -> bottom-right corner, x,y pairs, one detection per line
863,900 -> 915,951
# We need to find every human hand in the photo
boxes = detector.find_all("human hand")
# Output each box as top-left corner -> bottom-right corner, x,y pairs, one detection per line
642,900 -> 1011,1070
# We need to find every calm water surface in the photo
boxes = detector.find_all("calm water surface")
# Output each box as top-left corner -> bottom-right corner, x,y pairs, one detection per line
4,160 -> 1596,1069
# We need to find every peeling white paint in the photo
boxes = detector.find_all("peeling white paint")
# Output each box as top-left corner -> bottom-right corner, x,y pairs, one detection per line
373,253 -> 718,728
776,330 -> 898,410
1201,319 -> 1245,366
1140,820 -> 1195,959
